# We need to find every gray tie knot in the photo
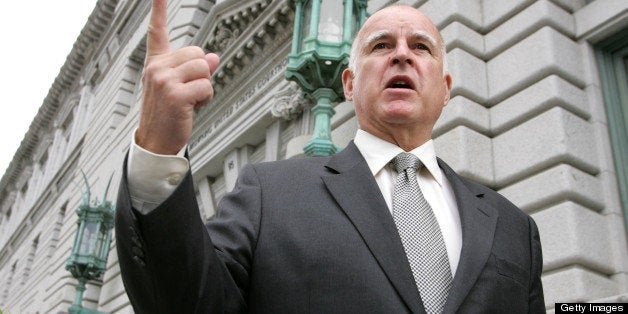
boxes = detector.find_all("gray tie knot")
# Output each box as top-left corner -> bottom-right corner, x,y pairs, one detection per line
393,152 -> 422,173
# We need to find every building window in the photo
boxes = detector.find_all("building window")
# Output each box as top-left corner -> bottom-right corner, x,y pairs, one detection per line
2,262 -> 17,303
48,203 -> 67,259
61,111 -> 74,141
596,28 -> 628,223
22,235 -> 39,286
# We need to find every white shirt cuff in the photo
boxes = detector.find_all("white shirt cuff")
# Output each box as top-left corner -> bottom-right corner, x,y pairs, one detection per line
127,132 -> 189,214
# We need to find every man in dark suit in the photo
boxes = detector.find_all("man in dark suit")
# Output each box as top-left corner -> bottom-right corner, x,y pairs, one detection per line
116,1 -> 545,313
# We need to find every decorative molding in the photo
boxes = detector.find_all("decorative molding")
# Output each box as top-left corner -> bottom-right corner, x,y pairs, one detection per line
129,35 -> 147,67
212,27 -> 241,55
188,0 -> 295,154
55,94 -> 80,129
190,57 -> 289,150
203,0 -> 272,55
1,191 -> 17,214
32,133 -> 53,164
194,0 -> 294,92
16,167 -> 33,192
271,81 -> 309,121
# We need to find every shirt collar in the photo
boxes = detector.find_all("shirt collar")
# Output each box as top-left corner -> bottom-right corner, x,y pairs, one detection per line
354,129 -> 444,186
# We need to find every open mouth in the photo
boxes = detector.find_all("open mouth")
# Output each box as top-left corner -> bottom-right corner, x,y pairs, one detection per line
389,81 -> 412,89
386,76 -> 415,90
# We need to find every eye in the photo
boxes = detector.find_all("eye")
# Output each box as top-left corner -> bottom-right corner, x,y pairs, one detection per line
414,43 -> 431,53
373,42 -> 388,50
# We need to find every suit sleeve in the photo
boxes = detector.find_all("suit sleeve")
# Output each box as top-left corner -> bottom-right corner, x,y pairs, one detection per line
528,217 -> 546,313
115,155 -> 261,313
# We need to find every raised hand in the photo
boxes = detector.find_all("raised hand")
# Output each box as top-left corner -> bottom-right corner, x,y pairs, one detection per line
136,0 -> 220,155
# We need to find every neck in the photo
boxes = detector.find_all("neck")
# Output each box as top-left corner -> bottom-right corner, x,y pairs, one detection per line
362,126 -> 431,152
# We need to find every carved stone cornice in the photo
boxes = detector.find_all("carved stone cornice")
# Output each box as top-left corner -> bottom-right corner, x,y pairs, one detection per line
193,0 -> 294,92
203,0 -> 271,55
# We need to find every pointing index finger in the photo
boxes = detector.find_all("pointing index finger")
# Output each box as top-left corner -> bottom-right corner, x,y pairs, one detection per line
147,0 -> 171,56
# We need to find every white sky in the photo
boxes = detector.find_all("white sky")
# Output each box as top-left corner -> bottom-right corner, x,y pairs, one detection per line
0,1 -> 98,177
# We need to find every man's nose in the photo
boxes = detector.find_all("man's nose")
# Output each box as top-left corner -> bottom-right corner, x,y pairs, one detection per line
392,44 -> 412,65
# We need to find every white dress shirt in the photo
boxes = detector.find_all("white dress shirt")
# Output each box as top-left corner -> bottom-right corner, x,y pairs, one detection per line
127,129 -> 462,274
126,134 -> 189,214
353,129 -> 461,275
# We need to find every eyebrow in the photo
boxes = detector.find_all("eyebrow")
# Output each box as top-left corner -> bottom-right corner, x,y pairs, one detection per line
362,30 -> 392,51
361,30 -> 439,52
410,30 -> 438,50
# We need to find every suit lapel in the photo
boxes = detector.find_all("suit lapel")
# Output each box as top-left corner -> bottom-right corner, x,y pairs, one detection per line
438,159 -> 498,313
322,142 -> 424,313
321,144 -> 498,313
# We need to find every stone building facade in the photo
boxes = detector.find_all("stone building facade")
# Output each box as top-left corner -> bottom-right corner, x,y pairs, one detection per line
0,0 -> 626,312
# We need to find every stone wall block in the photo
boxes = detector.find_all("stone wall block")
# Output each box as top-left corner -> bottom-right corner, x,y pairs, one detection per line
169,4 -> 209,49
574,0 -> 628,39
419,0 -> 482,30
173,5 -> 208,30
179,0 -> 213,7
549,0 -> 587,13
285,135 -> 310,159
490,75 -> 589,135
493,107 -> 599,186
607,213 -> 628,282
434,126 -> 493,186
448,48 -> 488,104
498,164 -> 604,213
532,201 -> 613,274
99,272 -> 131,312
331,115 -> 359,150
434,96 -> 490,138
331,101 -> 355,129
481,0 -> 535,30
485,0 -> 575,59
542,266 -> 617,305
441,22 -> 484,58
487,27 -> 584,104
592,115 -> 624,216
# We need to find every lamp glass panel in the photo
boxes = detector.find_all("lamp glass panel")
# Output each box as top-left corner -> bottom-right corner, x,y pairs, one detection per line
300,0 -> 312,51
95,226 -> 106,259
318,1 -> 343,43
79,221 -> 98,255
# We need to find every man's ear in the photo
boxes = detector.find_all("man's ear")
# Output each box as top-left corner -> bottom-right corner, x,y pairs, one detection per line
442,73 -> 452,105
342,68 -> 354,101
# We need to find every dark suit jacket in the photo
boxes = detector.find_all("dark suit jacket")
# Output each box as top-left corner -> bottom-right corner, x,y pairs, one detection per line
115,141 -> 545,313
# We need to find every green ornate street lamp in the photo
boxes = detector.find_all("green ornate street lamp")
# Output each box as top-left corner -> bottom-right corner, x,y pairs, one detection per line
65,173 -> 115,314
286,0 -> 368,156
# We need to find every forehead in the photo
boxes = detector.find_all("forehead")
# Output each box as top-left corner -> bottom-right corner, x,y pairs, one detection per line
357,7 -> 439,43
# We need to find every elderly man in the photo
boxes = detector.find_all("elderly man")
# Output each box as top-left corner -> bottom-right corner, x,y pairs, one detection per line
115,1 -> 545,313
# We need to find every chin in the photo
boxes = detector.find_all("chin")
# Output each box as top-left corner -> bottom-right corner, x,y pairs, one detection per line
382,103 -> 416,117
381,114 -> 418,126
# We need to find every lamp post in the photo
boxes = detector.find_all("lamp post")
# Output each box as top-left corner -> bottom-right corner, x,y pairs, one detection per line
65,173 -> 114,314
286,0 -> 368,156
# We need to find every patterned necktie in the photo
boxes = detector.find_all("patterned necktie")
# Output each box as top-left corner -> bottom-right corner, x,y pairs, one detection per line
392,152 -> 452,314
